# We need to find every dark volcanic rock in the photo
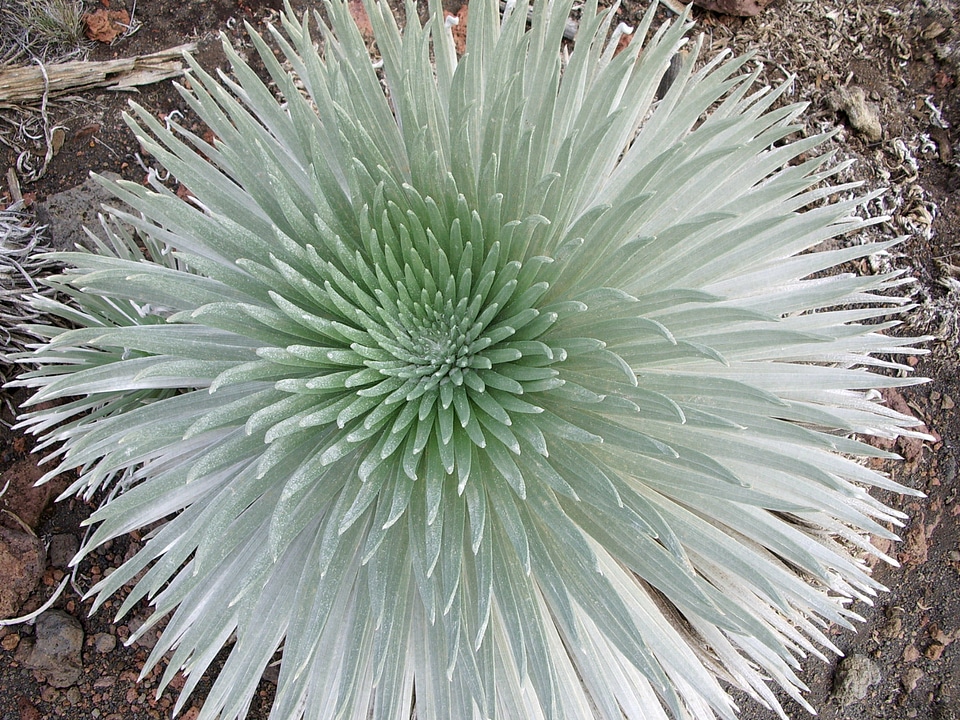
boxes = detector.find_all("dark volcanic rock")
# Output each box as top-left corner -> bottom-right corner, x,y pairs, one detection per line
47,533 -> 79,569
24,610 -> 84,688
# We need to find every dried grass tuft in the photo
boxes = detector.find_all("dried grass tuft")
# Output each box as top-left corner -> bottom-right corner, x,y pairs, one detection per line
1,0 -> 90,66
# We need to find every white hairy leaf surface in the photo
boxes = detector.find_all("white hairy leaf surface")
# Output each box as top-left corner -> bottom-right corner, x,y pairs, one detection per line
11,1 -> 929,718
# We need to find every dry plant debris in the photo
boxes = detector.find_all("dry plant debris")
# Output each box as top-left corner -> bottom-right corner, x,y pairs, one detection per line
81,9 -> 133,45
692,0 -> 772,17
0,44 -> 198,107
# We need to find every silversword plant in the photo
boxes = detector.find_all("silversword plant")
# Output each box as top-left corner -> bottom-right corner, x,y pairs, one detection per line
12,1 -> 929,718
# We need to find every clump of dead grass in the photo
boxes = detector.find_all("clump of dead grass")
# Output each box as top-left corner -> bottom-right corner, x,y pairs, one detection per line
1,0 -> 90,65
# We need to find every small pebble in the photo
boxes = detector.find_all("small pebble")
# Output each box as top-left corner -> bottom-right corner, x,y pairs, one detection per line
879,615 -> 903,640
19,699 -> 42,720
902,666 -> 924,692
47,534 -> 79,569
827,86 -> 883,141
832,654 -> 881,706
94,632 -> 117,653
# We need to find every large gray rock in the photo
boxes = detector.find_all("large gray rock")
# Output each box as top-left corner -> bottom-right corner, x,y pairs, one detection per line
36,171 -> 125,252
24,610 -> 84,688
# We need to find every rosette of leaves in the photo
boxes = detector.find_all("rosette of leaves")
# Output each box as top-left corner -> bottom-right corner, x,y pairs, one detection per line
11,0 -> 930,718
